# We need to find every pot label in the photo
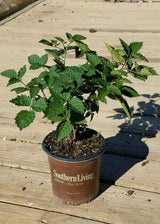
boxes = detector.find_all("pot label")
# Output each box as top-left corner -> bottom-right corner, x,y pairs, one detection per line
53,169 -> 94,183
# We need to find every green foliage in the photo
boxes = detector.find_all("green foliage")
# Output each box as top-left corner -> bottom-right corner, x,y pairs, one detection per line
1,33 -> 159,141
15,110 -> 35,130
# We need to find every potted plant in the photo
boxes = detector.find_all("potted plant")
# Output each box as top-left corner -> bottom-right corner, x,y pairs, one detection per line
1,33 -> 158,205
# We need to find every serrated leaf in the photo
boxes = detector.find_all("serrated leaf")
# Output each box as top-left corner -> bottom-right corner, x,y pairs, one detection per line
70,111 -> 86,124
132,53 -> 149,62
92,78 -> 107,88
75,41 -> 89,52
7,78 -> 20,86
18,65 -> 26,79
148,67 -> 159,76
140,67 -> 152,75
45,49 -> 60,60
30,63 -> 42,70
54,36 -> 66,44
10,95 -> 31,106
120,86 -> 140,98
132,72 -> 146,81
116,78 -> 132,86
28,54 -> 40,64
45,100 -> 66,122
57,121 -> 73,141
108,85 -> 121,96
11,87 -> 28,94
112,50 -> 124,63
69,97 -> 84,114
39,39 -> 52,46
40,54 -> 48,66
118,97 -> 131,118
86,67 -> 95,77
119,39 -> 130,55
111,70 -> 128,76
98,88 -> 109,103
73,34 -> 86,41
32,98 -> 47,112
105,43 -> 114,54
66,33 -> 73,42
86,53 -> 101,66
29,86 -> 40,98
130,42 -> 143,54
15,110 -> 35,130
1,69 -> 17,78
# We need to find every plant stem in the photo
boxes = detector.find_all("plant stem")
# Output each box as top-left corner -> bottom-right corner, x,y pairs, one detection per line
41,89 -> 47,99
72,127 -> 76,140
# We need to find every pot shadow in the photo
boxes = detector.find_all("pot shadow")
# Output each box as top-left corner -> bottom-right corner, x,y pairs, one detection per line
99,93 -> 160,194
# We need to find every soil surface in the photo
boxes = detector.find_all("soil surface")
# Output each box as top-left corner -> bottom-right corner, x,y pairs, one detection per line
44,128 -> 103,159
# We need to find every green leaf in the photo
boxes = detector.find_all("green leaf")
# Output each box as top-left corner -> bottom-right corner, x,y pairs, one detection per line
129,42 -> 143,54
18,65 -> 26,79
57,121 -> 73,141
15,110 -> 35,130
108,85 -> 121,96
66,33 -> 73,42
54,37 -> 66,44
105,43 -> 114,54
86,67 -> 95,77
70,111 -> 86,124
86,53 -> 101,66
7,78 -> 20,86
92,78 -> 107,88
10,95 -> 31,106
11,87 -> 28,94
28,54 -> 40,64
29,86 -> 40,98
45,100 -> 66,122
1,69 -> 17,78
32,98 -> 47,112
73,34 -> 86,41
111,70 -> 128,76
98,88 -> 109,103
148,67 -> 159,76
118,97 -> 131,118
120,86 -> 140,97
116,78 -> 132,86
45,49 -> 60,60
75,41 -> 89,52
40,54 -> 48,66
30,63 -> 42,70
132,72 -> 146,81
109,49 -> 124,63
119,39 -> 130,55
132,53 -> 149,62
39,39 -> 52,46
69,97 -> 84,114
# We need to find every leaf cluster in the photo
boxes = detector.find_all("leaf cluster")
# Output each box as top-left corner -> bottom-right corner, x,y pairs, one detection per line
1,33 -> 158,140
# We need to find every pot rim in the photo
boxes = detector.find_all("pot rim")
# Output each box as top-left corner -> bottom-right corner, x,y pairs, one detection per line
42,134 -> 106,163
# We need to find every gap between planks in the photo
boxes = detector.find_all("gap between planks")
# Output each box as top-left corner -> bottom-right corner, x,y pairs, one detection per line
0,201 -> 107,224
0,166 -> 160,224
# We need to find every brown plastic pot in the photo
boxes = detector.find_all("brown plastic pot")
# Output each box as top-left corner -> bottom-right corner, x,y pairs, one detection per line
42,134 -> 106,205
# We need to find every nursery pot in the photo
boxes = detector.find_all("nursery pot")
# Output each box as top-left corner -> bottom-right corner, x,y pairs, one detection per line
42,134 -> 106,205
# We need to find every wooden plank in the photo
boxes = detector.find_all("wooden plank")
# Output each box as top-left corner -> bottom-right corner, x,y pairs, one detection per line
0,140 -> 160,193
0,113 -> 160,160
0,166 -> 160,224
0,202 -> 103,224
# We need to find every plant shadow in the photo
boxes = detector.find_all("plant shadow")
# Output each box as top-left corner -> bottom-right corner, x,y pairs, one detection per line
99,93 -> 160,194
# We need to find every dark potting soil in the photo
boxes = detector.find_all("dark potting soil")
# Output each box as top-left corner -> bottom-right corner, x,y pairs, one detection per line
44,128 -> 103,159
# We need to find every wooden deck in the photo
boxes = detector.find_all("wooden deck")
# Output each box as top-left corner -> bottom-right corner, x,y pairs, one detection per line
0,0 -> 160,223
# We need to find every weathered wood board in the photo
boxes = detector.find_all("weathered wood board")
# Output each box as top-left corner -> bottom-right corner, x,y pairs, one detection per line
0,202 -> 103,224
0,140 -> 160,193
0,166 -> 160,224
